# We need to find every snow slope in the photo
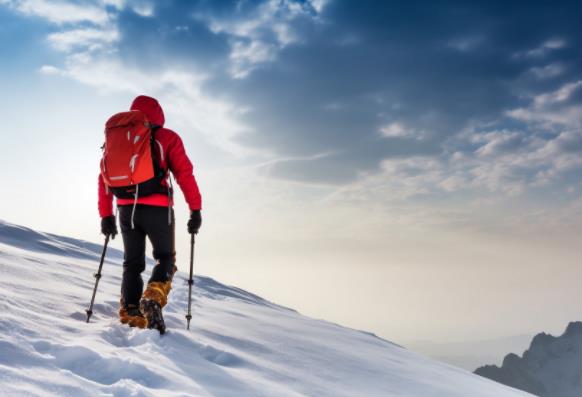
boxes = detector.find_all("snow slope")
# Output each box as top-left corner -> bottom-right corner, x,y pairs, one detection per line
0,220 -> 534,397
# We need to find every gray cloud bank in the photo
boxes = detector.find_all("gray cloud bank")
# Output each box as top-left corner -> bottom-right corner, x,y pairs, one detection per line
191,0 -> 582,194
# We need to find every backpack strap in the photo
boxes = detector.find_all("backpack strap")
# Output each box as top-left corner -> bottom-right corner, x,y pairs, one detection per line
149,125 -> 172,196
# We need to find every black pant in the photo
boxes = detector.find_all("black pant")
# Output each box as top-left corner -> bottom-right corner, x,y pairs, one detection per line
119,205 -> 175,307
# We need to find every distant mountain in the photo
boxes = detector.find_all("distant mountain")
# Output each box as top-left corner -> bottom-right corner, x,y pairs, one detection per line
475,322 -> 582,397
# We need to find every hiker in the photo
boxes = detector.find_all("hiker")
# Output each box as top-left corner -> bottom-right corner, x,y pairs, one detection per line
98,95 -> 202,333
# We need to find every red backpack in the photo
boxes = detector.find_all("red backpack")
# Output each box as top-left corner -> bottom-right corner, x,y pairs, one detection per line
100,110 -> 167,199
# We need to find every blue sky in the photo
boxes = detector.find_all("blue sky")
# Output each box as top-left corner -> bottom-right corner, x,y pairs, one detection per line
1,0 -> 582,348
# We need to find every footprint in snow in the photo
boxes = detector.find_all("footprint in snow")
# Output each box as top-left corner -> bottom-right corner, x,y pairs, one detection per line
198,345 -> 244,367
101,325 -> 154,348
69,311 -> 87,322
155,331 -> 244,368
32,340 -> 166,387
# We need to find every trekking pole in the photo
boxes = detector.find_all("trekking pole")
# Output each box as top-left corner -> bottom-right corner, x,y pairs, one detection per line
86,234 -> 110,323
186,232 -> 195,330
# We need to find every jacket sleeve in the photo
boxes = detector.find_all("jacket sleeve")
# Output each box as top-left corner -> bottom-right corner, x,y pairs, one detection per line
98,173 -> 114,218
167,132 -> 202,211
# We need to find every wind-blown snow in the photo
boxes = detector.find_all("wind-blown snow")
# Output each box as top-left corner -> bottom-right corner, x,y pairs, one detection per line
0,220 -> 534,397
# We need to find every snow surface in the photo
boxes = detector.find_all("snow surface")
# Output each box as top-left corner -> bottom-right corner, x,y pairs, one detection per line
0,220 -> 535,397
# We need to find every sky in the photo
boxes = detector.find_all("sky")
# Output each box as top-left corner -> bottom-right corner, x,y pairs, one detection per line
1,0 -> 582,357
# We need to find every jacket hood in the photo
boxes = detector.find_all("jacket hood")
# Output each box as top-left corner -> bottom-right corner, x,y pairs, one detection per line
130,95 -> 165,127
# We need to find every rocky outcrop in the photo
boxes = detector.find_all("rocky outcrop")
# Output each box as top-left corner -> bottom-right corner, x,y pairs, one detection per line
475,322 -> 582,397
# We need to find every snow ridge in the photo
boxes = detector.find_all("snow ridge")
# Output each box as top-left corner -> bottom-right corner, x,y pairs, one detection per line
0,220 -> 534,397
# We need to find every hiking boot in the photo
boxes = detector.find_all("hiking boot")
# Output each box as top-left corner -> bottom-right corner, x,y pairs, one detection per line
140,281 -> 172,334
119,304 -> 147,329
140,298 -> 166,335
142,280 -> 172,308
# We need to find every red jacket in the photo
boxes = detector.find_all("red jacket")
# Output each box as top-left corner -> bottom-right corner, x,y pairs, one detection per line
98,95 -> 202,218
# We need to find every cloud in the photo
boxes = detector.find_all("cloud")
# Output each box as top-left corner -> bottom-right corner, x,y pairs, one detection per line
194,0 -> 325,78
533,80 -> 582,107
131,1 -> 153,17
1,0 -> 254,156
210,1 -> 582,195
380,123 -> 409,138
522,38 -> 567,58
474,131 -> 525,158
6,0 -> 110,25
528,63 -> 564,79
447,35 -> 485,52
324,121 -> 582,206
47,27 -> 119,52
41,51 -> 253,156
229,39 -> 277,78
38,64 -> 61,75
5,0 -> 582,200
508,80 -> 582,126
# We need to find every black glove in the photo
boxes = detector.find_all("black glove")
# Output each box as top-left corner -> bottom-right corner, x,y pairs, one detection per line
101,215 -> 118,239
188,210 -> 202,234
